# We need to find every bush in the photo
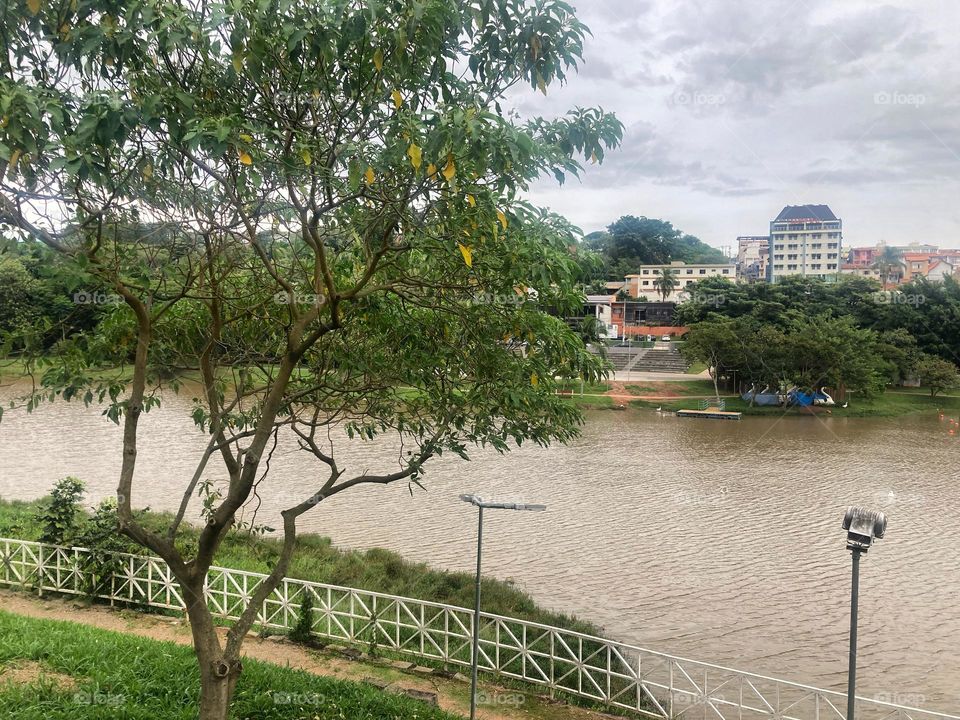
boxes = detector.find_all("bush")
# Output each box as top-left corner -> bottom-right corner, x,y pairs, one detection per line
288,587 -> 315,645
35,477 -> 85,545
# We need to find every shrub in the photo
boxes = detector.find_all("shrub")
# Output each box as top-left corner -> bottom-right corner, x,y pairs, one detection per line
35,477 -> 85,545
289,588 -> 315,645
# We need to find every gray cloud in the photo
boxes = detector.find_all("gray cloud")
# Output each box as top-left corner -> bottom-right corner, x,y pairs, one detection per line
517,0 -> 960,245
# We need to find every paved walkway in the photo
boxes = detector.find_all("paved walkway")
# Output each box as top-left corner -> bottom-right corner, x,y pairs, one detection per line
610,370 -> 711,382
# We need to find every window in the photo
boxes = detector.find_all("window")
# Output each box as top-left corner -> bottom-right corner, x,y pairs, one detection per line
722,269 -> 729,274
699,269 -> 706,274
642,280 -> 649,286
686,269 -> 693,274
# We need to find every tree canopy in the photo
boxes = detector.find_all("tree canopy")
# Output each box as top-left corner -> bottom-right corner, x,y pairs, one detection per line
0,1 -> 622,717
676,275 -> 960,397
583,215 -> 728,282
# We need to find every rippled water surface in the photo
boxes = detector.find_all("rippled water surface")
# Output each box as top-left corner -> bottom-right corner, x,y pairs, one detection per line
0,381 -> 957,710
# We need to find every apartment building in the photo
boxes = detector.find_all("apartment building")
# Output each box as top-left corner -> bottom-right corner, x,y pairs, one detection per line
767,205 -> 841,282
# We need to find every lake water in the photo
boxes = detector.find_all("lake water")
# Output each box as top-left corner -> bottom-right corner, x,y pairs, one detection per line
0,380 -> 957,711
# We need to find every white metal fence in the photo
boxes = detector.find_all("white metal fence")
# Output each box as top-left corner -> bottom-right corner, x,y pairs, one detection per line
0,537 -> 955,720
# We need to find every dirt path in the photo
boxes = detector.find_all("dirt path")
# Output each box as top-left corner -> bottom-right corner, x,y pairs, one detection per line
0,589 -> 610,720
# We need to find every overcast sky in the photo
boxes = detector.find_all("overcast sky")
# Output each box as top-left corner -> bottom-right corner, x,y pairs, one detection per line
515,0 -> 960,252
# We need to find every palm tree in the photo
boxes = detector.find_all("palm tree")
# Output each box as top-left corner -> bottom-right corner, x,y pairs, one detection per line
652,267 -> 679,301
872,245 -> 903,287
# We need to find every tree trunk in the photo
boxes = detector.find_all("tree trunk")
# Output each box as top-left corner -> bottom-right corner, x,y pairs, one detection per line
183,579 -> 242,720
198,668 -> 240,720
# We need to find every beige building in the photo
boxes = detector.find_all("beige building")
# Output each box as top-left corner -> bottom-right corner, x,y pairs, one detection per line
625,261 -> 737,302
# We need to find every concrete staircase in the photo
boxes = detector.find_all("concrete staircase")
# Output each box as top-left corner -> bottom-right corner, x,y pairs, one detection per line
632,343 -> 690,373
601,347 -> 648,371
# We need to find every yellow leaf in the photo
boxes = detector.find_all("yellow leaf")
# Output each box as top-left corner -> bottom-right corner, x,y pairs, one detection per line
239,133 -> 253,143
238,150 -> 252,165
391,89 -> 403,109
232,54 -> 243,72
536,71 -> 546,96
426,163 -> 437,177
26,0 -> 40,15
364,165 -> 375,186
141,163 -> 153,179
466,194 -> 475,207
442,155 -> 456,182
406,143 -> 422,169
373,48 -> 384,71
590,150 -> 598,164
497,210 -> 508,229
8,149 -> 22,171
530,373 -> 538,387
457,242 -> 473,268
301,149 -> 312,166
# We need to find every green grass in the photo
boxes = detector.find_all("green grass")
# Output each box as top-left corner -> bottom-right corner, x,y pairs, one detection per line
629,387 -> 960,418
0,610 -> 457,719
0,498 -> 602,638
554,380 -> 611,394
685,362 -> 708,375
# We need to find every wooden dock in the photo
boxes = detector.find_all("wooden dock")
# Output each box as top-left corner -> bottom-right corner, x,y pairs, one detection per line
676,407 -> 742,420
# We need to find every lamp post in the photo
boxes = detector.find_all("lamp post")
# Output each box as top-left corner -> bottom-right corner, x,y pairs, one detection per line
460,494 -> 546,720
841,506 -> 887,720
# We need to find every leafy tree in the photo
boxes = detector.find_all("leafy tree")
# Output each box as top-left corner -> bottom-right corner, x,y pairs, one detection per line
913,354 -> 960,397
0,255 -> 40,337
0,2 -> 621,717
679,315 -> 739,400
584,215 -> 726,280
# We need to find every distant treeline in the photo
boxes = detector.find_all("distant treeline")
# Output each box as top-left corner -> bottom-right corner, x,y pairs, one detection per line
676,275 -> 960,397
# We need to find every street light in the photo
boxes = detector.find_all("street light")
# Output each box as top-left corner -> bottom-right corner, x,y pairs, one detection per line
841,506 -> 887,720
460,494 -> 546,720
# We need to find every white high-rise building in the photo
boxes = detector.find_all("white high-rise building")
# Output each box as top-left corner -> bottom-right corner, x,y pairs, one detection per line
767,205 -> 842,282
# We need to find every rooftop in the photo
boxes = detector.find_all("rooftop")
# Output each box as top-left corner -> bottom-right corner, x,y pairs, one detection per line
773,205 -> 838,222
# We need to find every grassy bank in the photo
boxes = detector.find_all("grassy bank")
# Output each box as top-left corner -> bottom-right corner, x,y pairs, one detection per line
629,386 -> 960,418
0,497 -> 602,638
0,610 -> 457,719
